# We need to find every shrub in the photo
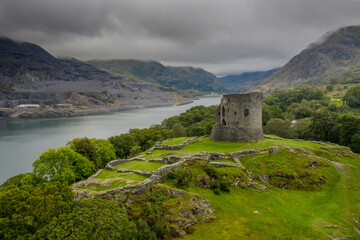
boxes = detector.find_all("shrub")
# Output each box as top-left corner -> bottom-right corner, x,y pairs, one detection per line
33,147 -> 95,184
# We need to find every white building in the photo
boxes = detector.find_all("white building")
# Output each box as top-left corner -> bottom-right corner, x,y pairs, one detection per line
17,104 -> 41,109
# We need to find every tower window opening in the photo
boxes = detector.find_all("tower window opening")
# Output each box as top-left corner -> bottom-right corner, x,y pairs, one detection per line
244,108 -> 249,116
222,119 -> 227,125
222,106 -> 225,116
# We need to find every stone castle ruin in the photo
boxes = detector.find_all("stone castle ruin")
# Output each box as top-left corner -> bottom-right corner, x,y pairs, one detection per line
210,92 -> 264,142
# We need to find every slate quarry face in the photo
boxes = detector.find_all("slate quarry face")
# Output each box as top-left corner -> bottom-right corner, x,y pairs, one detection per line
210,92 -> 264,142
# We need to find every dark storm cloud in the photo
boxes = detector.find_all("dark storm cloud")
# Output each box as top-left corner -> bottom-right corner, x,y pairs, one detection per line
1,0 -> 360,75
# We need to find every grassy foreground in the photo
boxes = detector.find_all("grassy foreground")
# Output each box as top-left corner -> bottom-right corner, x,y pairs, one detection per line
166,137 -> 359,240
77,136 -> 360,239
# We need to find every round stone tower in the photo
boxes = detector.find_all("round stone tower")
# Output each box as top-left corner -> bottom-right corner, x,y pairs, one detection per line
210,92 -> 264,142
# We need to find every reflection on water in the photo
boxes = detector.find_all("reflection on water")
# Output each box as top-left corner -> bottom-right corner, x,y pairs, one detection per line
0,97 -> 220,183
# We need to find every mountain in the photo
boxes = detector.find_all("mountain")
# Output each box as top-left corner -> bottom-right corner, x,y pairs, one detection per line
87,59 -> 221,93
0,37 -> 175,111
219,68 -> 279,93
260,25 -> 360,90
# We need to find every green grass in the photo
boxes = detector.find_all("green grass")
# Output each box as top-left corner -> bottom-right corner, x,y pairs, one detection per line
79,180 -> 127,191
333,101 -> 344,107
215,166 -> 244,175
96,170 -> 148,181
113,160 -> 165,172
182,161 -> 360,240
209,159 -> 236,163
166,139 -> 360,239
148,136 -> 328,157
161,137 -> 193,145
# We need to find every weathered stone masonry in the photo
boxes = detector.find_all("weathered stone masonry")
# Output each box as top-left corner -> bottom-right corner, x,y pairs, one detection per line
210,92 -> 264,142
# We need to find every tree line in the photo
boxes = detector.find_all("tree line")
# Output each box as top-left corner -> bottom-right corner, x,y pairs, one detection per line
262,85 -> 360,153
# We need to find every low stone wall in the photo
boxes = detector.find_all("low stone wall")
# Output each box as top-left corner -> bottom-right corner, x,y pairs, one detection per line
209,162 -> 239,167
230,146 -> 280,159
87,169 -> 104,179
147,137 -> 199,154
73,178 -> 121,189
74,159 -> 189,200
105,156 -> 146,170
116,168 -> 154,177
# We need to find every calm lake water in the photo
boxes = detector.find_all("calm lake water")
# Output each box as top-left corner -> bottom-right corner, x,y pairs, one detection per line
0,97 -> 220,183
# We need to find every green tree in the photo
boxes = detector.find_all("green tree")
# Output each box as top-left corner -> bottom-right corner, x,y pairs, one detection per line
108,133 -> 136,159
336,113 -> 360,146
67,137 -> 100,168
171,123 -> 186,137
262,104 -> 285,125
327,102 -> 338,112
292,118 -> 311,139
0,182 -> 74,240
350,133 -> 360,153
308,110 -> 339,142
93,139 -> 116,168
33,198 -> 137,240
343,84 -> 360,107
33,147 -> 95,184
264,118 -> 294,138
294,106 -> 313,119
326,84 -> 334,91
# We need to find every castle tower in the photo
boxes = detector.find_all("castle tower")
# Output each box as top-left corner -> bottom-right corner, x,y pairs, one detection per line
210,92 -> 264,142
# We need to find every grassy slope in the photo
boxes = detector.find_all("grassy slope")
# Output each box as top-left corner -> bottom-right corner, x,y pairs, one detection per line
160,137 -> 193,145
166,138 -> 359,240
113,160 -> 165,172
80,136 -> 359,239
148,136 -> 325,158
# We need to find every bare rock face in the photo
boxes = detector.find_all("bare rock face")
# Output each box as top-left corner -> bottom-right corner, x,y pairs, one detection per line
210,92 -> 264,142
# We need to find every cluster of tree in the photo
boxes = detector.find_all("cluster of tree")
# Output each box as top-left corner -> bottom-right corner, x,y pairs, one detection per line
32,137 -> 116,185
262,86 -> 360,153
0,173 -> 171,239
109,105 -> 217,159
343,84 -> 360,107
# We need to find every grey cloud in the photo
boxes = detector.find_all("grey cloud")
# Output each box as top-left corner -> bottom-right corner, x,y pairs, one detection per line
1,0 -> 360,75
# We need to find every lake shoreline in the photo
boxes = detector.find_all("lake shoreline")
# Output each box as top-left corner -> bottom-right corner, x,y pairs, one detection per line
0,98 -> 199,119
0,97 -> 221,183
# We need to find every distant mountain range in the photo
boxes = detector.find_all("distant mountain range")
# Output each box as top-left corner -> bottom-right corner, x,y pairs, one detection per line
259,25 -> 360,90
3,24 -> 360,110
87,59 -> 221,93
1,37 -> 222,111
219,69 -> 279,93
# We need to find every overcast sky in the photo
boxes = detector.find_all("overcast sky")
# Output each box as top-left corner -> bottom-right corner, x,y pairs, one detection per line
1,0 -> 360,76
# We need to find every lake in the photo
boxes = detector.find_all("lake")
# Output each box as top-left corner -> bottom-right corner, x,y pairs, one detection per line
0,97 -> 220,183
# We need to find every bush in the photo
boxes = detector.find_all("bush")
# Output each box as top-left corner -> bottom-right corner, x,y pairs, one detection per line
168,168 -> 197,187
264,118 -> 295,138
350,133 -> 360,153
93,139 -> 116,168
343,84 -> 360,107
34,198 -> 137,240
67,137 -> 100,168
33,147 -> 95,184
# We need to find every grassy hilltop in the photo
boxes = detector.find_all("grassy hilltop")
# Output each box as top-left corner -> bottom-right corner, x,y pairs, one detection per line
75,136 -> 360,239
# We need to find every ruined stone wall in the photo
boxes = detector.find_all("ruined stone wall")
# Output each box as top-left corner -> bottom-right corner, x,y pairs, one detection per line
210,92 -> 264,142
